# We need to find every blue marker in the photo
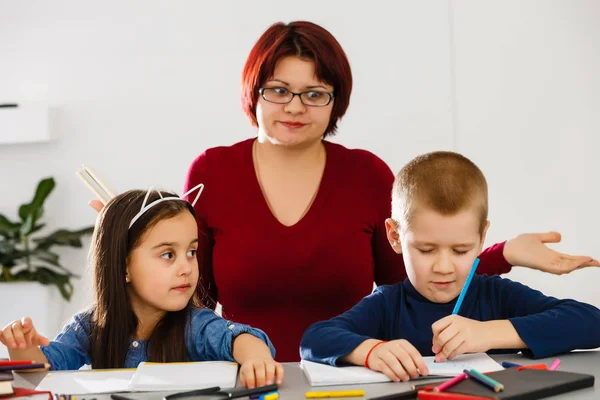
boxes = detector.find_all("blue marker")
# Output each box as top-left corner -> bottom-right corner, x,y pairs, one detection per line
452,257 -> 480,315
502,361 -> 522,368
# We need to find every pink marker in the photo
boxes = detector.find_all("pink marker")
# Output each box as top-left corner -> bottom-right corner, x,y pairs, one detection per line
549,358 -> 561,371
434,373 -> 467,392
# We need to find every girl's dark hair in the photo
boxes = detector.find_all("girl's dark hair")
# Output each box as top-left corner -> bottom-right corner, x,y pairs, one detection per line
88,190 -> 200,368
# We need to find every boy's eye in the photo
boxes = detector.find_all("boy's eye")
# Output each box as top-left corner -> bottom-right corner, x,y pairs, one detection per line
187,249 -> 197,257
418,249 -> 435,254
454,249 -> 469,255
160,252 -> 174,260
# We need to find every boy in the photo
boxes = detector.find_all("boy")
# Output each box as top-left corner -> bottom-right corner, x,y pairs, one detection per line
300,151 -> 600,382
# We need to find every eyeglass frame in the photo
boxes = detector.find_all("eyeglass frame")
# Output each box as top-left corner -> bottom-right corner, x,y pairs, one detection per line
258,87 -> 335,107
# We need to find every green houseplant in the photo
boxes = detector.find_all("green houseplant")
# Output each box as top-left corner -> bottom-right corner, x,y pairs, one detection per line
0,177 -> 94,301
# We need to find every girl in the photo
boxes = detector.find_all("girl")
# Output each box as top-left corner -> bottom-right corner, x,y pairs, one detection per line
0,187 -> 283,388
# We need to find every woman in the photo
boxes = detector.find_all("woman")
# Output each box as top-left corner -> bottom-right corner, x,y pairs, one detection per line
179,21 -> 598,361
92,21 -> 597,362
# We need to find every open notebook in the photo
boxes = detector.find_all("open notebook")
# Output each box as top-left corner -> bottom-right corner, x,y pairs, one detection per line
36,361 -> 239,394
301,353 -> 504,386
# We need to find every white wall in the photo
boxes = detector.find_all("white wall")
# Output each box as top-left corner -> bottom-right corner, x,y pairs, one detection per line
0,1 -> 598,339
451,0 -> 600,307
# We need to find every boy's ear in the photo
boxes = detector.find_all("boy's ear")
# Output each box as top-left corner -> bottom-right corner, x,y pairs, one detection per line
385,218 -> 403,254
479,220 -> 491,253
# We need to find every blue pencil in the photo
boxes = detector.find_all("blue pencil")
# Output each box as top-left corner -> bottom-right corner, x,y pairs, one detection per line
452,257 -> 480,315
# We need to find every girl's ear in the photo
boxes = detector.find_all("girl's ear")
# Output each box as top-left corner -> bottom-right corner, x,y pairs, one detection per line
125,268 -> 131,283
385,218 -> 403,254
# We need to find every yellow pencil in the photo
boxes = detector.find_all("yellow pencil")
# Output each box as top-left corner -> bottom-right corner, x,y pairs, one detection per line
306,390 -> 365,398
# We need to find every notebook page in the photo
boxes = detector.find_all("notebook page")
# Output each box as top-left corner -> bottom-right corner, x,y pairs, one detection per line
301,353 -> 503,386
36,369 -> 135,394
129,361 -> 238,391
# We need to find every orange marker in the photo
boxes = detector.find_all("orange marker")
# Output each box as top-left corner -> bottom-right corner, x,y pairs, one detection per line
517,364 -> 548,371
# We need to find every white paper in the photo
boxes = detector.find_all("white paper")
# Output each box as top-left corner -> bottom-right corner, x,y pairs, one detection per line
129,361 -> 239,391
425,353 -> 504,376
36,369 -> 135,395
301,353 -> 504,386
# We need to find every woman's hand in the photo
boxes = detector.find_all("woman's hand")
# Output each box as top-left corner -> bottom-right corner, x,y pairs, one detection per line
504,231 -> 599,275
89,200 -> 104,213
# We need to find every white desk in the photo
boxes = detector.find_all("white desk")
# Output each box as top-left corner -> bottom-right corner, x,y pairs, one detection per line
13,352 -> 599,399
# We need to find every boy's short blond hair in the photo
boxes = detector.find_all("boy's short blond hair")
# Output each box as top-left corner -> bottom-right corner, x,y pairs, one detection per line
391,151 -> 488,234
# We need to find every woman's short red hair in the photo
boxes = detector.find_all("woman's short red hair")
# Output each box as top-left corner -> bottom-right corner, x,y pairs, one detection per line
241,21 -> 353,137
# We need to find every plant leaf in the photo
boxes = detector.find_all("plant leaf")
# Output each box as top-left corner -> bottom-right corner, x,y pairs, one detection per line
33,227 -> 94,250
0,214 -> 21,238
19,178 -> 55,236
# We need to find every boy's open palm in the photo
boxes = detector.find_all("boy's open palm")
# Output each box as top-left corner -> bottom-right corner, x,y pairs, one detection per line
366,339 -> 428,382
431,315 -> 488,362
0,317 -> 50,349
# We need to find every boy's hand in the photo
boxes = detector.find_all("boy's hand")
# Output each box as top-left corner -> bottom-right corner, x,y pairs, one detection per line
0,317 -> 50,349
431,315 -> 488,362
366,339 -> 428,382
239,357 -> 284,389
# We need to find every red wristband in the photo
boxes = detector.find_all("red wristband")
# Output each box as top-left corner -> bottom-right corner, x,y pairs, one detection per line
364,340 -> 387,369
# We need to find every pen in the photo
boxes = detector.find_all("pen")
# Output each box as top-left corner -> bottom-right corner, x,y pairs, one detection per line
501,361 -> 522,368
0,362 -> 50,371
163,386 -> 220,399
110,394 -> 135,400
452,258 -> 480,315
306,390 -> 365,398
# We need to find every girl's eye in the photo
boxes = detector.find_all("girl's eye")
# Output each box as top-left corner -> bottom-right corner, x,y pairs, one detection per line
419,249 -> 434,255
187,249 -> 197,257
454,250 -> 469,255
160,252 -> 174,260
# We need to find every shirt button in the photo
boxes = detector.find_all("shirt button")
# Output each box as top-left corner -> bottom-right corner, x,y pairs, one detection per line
229,325 -> 235,330
132,341 -> 139,348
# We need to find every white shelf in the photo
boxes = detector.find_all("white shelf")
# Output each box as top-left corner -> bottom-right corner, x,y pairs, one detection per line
0,102 -> 51,144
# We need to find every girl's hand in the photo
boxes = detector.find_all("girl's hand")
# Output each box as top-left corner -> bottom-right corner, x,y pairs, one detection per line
0,317 -> 50,349
239,357 -> 284,388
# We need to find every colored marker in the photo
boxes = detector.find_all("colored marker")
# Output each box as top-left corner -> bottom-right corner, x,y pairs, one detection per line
549,358 -> 561,371
501,361 -> 522,368
463,369 -> 504,392
418,391 -> 495,399
306,390 -> 365,398
434,373 -> 467,392
0,360 -> 37,366
517,363 -> 548,371
452,258 -> 480,315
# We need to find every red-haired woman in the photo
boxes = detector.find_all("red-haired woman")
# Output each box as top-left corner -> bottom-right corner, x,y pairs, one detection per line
177,21 -> 598,362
